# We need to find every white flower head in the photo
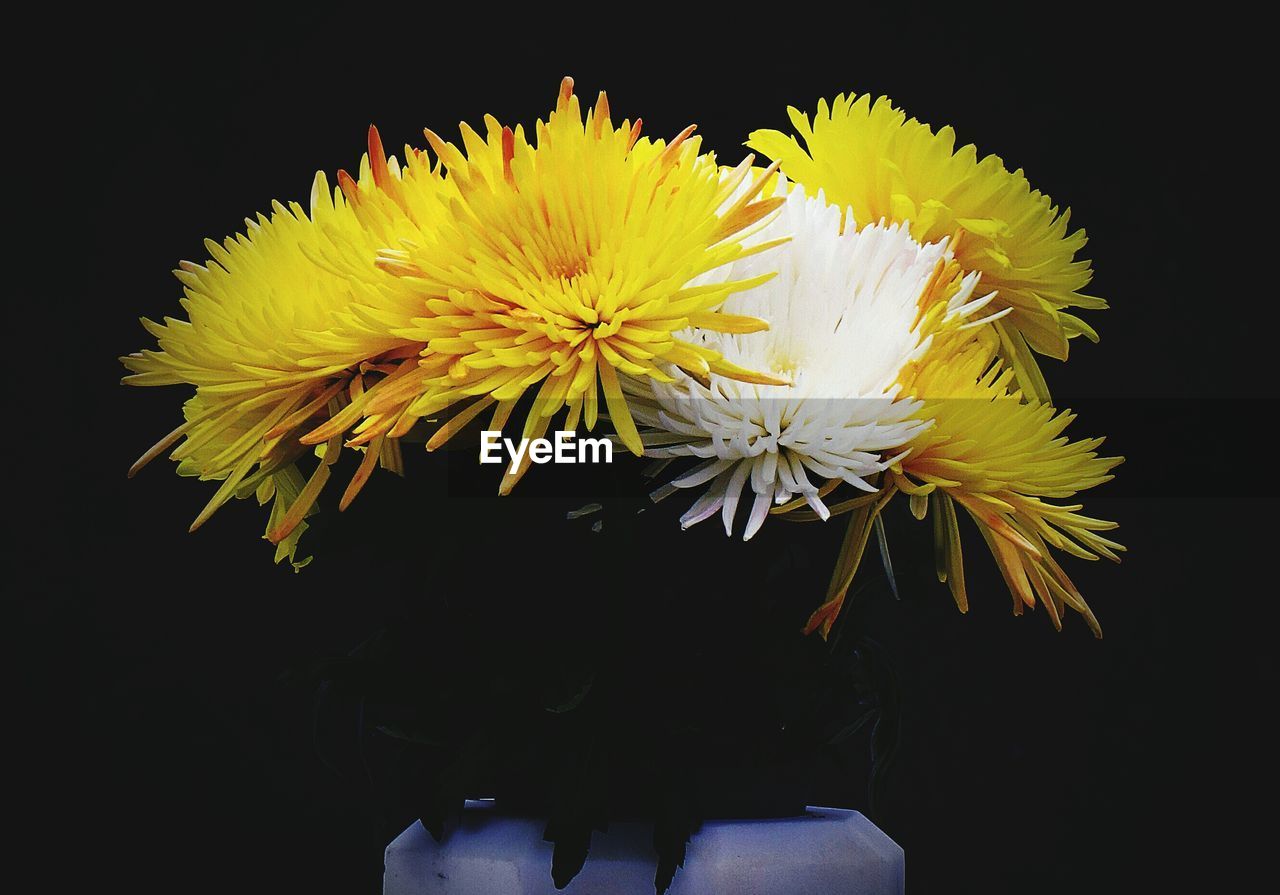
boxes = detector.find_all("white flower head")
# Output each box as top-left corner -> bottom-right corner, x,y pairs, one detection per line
625,180 -> 999,540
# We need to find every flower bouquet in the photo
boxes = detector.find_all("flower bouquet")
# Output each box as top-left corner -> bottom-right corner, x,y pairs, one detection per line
121,77 -> 1121,892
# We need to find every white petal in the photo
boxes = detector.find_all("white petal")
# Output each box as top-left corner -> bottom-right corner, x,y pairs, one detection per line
742,489 -> 774,541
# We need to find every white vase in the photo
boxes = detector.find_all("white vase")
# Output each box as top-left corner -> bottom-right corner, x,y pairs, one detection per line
384,799 -> 903,894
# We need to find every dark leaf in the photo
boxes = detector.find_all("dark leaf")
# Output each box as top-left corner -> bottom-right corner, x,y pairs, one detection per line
544,670 -> 596,715
311,678 -> 367,780
874,514 -> 899,600
543,738 -> 610,889
828,707 -> 878,746
652,785 -> 696,894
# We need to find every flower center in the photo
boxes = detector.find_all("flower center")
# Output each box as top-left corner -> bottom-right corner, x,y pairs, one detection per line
767,351 -> 802,379
549,257 -> 588,280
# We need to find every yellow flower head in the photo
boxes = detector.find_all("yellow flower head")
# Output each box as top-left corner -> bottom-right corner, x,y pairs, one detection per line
747,93 -> 1103,400
337,78 -> 789,493
121,149 -> 423,552
802,286 -> 1123,639
169,392 -> 321,568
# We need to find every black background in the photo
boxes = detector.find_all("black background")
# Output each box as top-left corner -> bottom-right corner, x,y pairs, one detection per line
15,13 -> 1275,894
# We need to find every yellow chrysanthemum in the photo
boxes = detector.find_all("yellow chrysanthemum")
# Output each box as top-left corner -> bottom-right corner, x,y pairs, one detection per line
312,78 -> 789,494
747,93 -> 1103,400
121,145 -> 428,551
168,392 -> 330,568
800,295 -> 1123,639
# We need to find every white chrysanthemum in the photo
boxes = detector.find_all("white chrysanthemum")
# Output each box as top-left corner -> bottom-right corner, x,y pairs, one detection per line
625,183 -> 999,540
